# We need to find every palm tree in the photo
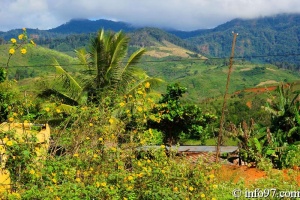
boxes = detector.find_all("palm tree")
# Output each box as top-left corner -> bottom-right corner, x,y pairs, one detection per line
77,29 -> 148,103
38,29 -> 161,105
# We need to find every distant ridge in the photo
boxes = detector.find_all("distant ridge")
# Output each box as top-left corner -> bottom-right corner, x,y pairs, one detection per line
48,18 -> 136,34
1,14 -> 300,65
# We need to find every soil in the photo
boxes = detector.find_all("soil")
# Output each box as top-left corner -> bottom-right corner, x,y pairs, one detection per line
216,165 -> 300,186
184,153 -> 300,185
216,165 -> 267,184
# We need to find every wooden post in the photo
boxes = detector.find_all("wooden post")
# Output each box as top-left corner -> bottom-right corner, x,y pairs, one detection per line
216,32 -> 238,162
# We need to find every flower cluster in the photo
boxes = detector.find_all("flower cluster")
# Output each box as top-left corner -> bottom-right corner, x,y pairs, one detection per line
8,28 -> 35,56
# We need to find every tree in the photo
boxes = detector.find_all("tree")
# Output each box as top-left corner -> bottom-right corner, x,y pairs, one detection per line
147,83 -> 216,145
38,29 -> 161,105
76,29 -> 153,103
263,84 -> 300,146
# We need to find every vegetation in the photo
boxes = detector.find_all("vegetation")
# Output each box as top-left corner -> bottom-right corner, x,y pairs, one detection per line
1,23 -> 300,199
147,83 -> 216,145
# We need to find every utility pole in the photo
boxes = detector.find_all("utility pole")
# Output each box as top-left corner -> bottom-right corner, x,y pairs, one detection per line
216,32 -> 238,162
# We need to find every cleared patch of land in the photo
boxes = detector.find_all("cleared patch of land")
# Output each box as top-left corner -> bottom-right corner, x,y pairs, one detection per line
256,80 -> 279,86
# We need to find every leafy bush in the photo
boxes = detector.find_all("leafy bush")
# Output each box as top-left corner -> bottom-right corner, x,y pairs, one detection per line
147,83 -> 216,145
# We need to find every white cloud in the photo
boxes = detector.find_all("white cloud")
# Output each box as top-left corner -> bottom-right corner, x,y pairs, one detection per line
0,0 -> 300,31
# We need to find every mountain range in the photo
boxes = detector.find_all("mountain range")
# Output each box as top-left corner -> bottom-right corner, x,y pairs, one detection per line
1,13 -> 300,66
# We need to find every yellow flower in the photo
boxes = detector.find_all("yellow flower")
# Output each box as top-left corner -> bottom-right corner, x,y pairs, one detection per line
111,147 -> 117,152
145,82 -> 150,88
96,182 -> 100,188
56,109 -> 61,113
137,173 -> 143,178
109,118 -> 114,124
213,184 -> 218,189
6,140 -> 13,146
189,186 -> 194,191
101,182 -> 107,187
86,137 -> 90,140
11,38 -> 16,43
3,137 -> 9,143
18,34 -> 24,40
52,178 -> 57,184
137,90 -> 143,95
8,117 -> 14,122
75,178 -> 81,182
73,153 -> 79,157
173,187 -> 178,192
44,107 -> 50,112
119,102 -> 125,107
89,123 -> 93,127
127,176 -> 133,181
93,154 -> 98,158
98,137 -> 103,142
212,198 -> 217,200
21,48 -> 27,54
209,174 -> 215,179
11,192 -> 21,199
127,186 -> 133,191
201,193 -> 205,198
29,169 -> 35,175
9,48 -> 15,55
0,146 -> 5,154
13,112 -> 18,116
137,106 -> 143,112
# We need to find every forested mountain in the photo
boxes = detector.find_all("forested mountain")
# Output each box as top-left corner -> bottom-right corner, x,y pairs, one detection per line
48,18 -> 136,34
1,14 -> 300,66
187,14 -> 300,66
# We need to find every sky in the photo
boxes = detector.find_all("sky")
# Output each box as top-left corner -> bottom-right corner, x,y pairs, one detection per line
1,0 -> 300,31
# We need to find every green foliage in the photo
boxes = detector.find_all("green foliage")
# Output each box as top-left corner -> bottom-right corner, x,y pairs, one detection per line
147,83 -> 216,145
0,67 -> 6,83
267,85 -> 300,146
241,66 -> 266,77
0,81 -> 20,122
1,129 -> 38,185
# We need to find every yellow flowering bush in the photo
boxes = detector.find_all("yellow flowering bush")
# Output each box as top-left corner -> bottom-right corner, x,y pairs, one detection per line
0,91 -> 299,200
2,28 -> 36,81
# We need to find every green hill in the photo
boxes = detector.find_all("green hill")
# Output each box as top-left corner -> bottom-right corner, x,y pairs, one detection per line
139,57 -> 300,102
0,44 -> 78,80
186,14 -> 300,66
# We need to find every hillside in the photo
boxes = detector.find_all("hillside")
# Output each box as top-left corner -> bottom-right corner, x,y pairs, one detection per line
0,45 -> 78,80
186,14 -> 300,66
48,18 -> 135,34
138,57 -> 300,102
1,14 -> 300,67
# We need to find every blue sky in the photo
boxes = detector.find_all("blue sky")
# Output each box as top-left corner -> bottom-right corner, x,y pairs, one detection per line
1,0 -> 300,31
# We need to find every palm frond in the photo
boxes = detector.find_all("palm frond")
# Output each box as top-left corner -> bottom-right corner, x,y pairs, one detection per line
53,60 -> 83,101
121,48 -> 146,78
75,49 -> 89,68
106,32 -> 129,84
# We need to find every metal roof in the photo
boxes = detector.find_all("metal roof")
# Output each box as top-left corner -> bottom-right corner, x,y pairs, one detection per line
139,145 -> 238,153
